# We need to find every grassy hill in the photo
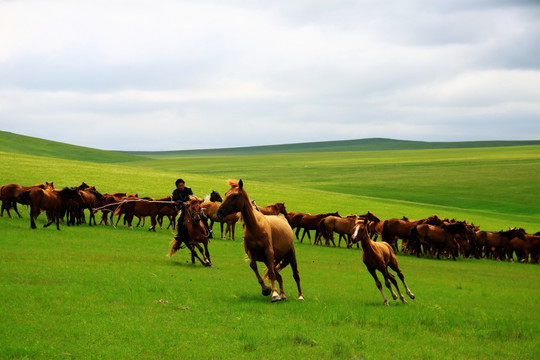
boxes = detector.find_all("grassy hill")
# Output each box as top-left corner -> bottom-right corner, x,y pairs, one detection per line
0,131 -> 141,163
124,138 -> 540,158
1,133 -> 540,359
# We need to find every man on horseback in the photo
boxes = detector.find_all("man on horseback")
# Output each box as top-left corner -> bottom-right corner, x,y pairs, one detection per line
173,179 -> 213,240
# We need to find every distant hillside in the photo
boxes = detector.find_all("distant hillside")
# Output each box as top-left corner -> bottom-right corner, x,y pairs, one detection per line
0,131 -> 141,163
2,131 -> 539,161
124,138 -> 540,158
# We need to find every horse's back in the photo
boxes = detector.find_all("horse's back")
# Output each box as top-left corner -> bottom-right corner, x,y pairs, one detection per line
267,215 -> 295,256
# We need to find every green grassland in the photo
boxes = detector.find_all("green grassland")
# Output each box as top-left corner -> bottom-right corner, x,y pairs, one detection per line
1,134 -> 539,359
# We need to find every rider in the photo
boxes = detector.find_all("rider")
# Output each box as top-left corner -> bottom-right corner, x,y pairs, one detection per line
173,178 -> 213,240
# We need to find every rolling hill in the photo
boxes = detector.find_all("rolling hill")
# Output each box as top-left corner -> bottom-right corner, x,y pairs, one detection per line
2,130 -> 539,159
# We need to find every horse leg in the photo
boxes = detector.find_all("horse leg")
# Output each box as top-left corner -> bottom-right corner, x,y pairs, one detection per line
299,228 -> 306,243
44,210 -> 54,228
148,215 -> 156,232
288,251 -> 304,300
248,254 -> 271,297
264,252 -> 281,303
202,241 -> 212,266
30,206 -> 37,229
55,212 -> 61,230
295,227 -> 301,242
192,242 -> 211,266
274,269 -> 286,300
220,222 -> 225,239
386,270 -> 407,304
368,268 -> 389,306
12,201 -> 22,218
381,267 -> 398,301
186,243 -> 197,264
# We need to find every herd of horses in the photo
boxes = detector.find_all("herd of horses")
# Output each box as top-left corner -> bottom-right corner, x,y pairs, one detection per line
1,180 -> 538,305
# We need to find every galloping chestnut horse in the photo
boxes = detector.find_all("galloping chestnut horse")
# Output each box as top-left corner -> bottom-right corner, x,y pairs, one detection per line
217,179 -> 304,302
351,218 -> 415,306
168,197 -> 212,267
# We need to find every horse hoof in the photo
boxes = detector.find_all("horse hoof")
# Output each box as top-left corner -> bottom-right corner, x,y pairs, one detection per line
280,295 -> 288,301
271,295 -> 282,303
409,293 -> 415,300
262,286 -> 272,296
384,300 -> 389,306
298,295 -> 305,301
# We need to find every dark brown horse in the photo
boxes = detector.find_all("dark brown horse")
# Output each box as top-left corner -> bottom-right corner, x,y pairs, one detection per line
18,187 -> 83,230
508,234 -> 540,263
253,201 -> 287,216
98,192 -> 127,225
381,215 -> 442,253
78,187 -> 103,226
295,212 -> 340,244
317,215 -> 358,247
409,221 -> 470,260
0,182 -> 54,217
351,218 -> 415,306
217,179 -> 303,302
476,228 -> 527,261
285,211 -> 308,241
168,197 -> 212,267
114,197 -> 176,231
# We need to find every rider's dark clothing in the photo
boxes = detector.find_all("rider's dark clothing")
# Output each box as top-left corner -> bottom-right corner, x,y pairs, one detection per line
172,186 -> 194,204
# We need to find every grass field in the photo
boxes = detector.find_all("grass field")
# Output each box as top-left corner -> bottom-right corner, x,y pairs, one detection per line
1,134 -> 539,359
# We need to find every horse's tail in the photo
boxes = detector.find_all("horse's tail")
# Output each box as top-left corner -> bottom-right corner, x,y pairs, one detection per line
167,236 -> 182,257
319,218 -> 331,240
113,201 -> 125,216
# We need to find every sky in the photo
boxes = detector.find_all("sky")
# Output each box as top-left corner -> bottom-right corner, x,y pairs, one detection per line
1,0 -> 539,151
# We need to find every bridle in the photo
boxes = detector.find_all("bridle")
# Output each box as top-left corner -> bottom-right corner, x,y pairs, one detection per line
185,202 -> 210,239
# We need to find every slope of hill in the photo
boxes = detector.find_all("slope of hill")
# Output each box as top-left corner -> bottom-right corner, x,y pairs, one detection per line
0,131 -> 141,163
123,138 -> 540,158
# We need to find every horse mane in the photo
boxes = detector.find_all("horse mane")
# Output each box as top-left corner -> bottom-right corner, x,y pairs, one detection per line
227,179 -> 239,188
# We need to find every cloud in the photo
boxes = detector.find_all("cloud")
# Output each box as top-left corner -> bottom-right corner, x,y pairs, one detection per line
0,0 -> 539,150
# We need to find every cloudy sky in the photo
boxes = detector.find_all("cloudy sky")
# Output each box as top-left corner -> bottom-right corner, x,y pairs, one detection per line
1,0 -> 539,151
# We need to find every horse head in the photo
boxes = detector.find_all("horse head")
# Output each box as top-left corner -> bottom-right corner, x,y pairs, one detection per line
277,202 -> 287,216
186,197 -> 203,223
210,190 -> 223,203
78,182 -> 90,190
217,179 -> 246,220
351,218 -> 370,245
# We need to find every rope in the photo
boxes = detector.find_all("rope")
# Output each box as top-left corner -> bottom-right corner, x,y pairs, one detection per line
92,199 -> 177,212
